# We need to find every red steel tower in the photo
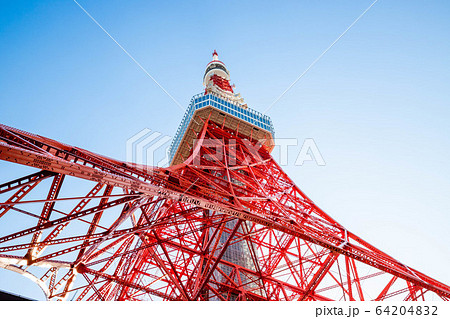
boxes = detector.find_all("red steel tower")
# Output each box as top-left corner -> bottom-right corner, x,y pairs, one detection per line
0,51 -> 449,301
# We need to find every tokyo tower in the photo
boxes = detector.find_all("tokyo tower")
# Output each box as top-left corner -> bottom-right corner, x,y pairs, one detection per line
0,51 -> 449,301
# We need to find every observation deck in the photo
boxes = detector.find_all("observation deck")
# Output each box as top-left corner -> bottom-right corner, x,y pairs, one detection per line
168,92 -> 275,165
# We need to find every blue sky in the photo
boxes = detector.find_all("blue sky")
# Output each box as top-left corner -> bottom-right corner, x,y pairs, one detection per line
0,0 -> 449,300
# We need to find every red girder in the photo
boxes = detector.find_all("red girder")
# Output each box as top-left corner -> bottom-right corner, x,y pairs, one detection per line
0,121 -> 449,300
0,170 -> 56,195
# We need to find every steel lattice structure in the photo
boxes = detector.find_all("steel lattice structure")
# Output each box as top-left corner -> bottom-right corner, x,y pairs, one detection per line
1,52 -> 449,301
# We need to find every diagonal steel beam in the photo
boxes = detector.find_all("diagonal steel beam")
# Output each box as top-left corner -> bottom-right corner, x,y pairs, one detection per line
193,219 -> 242,300
299,252 -> 338,300
0,170 -> 56,194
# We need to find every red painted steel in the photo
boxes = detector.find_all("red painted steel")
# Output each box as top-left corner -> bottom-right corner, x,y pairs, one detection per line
0,120 -> 449,301
210,74 -> 234,93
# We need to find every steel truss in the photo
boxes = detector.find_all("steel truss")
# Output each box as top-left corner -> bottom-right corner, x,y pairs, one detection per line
0,121 -> 449,301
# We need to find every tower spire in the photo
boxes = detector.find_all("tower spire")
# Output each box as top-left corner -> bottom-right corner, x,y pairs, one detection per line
203,51 -> 234,96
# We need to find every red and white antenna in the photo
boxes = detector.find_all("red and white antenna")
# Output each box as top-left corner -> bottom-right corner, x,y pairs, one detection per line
203,50 -> 234,94
212,49 -> 219,61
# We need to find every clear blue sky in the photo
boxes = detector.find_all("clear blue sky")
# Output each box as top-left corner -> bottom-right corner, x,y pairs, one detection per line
0,0 -> 449,300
